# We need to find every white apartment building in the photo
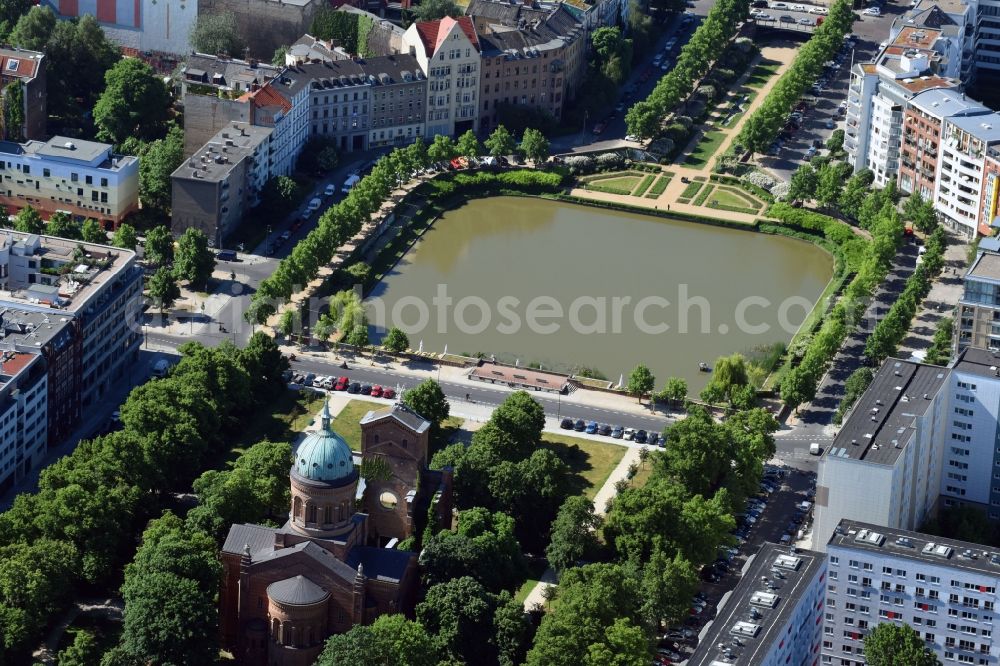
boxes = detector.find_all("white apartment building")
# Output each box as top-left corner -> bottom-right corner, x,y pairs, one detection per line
815,359 -> 949,550
688,543 -> 827,666
403,16 -> 481,137
825,520 -> 1000,666
935,115 -> 1000,236
0,351 -> 46,495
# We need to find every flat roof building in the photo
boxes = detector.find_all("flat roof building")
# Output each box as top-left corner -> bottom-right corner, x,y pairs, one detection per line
688,543 -> 827,666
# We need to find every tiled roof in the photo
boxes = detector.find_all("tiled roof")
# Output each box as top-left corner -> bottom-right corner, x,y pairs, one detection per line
415,16 -> 479,54
247,84 -> 292,114
0,51 -> 39,79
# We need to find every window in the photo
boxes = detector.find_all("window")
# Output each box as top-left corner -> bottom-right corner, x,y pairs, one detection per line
5,59 -> 17,71
85,175 -> 92,185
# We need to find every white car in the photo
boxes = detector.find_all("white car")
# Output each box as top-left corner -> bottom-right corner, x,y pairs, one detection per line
324,183 -> 336,197
809,5 -> 828,13
771,1 -> 789,8
790,3 -> 807,11
625,134 -> 640,142
864,6 -> 881,15
623,427 -> 637,441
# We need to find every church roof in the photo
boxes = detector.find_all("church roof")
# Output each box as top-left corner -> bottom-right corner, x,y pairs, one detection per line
294,399 -> 356,484
267,575 -> 330,605
360,402 -> 430,433
346,546 -> 414,583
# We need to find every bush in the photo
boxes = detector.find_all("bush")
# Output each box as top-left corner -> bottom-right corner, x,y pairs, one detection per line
564,155 -> 595,175
595,153 -> 625,170
770,182 -> 790,200
744,171 -> 776,190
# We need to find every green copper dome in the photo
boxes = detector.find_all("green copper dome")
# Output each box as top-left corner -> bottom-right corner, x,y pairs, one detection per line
293,399 -> 355,484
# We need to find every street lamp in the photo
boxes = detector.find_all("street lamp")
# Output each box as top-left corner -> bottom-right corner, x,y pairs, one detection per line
266,225 -> 272,256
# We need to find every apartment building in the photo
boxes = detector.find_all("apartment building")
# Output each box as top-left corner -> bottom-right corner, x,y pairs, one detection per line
247,71 -> 310,178
0,351 -> 46,495
364,55 -> 427,148
814,358 -> 949,551
0,136 -> 139,230
845,34 -> 959,188
178,54 -> 279,155
688,543 -> 827,666
170,122 -> 273,247
467,0 -> 586,131
900,88 -> 989,199
0,47 -> 46,141
956,239 -> 1000,353
935,114 -> 1000,236
0,232 -> 142,445
824,520 -> 1000,666
403,16 -> 481,137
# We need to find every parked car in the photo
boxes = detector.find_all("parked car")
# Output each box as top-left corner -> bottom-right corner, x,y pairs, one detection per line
634,429 -> 648,443
574,419 -> 586,431
592,122 -> 607,135
798,16 -> 812,24
598,423 -> 613,436
370,385 -> 384,398
561,417 -> 575,429
585,421 -> 598,434
347,382 -> 361,394
216,249 -> 237,261
779,14 -> 795,22
382,387 -> 397,399
360,384 -> 373,395
611,425 -> 624,439
324,183 -> 336,197
863,6 -> 881,14
770,1 -> 789,8
334,376 -> 349,391
623,427 -> 637,441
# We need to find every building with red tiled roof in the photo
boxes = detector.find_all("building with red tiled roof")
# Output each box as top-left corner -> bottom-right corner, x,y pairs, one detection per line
403,16 -> 481,136
0,46 -> 46,141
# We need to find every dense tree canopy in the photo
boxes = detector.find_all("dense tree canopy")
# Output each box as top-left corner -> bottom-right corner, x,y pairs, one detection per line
863,623 -> 941,666
189,12 -> 245,57
94,58 -> 171,144
173,228 -> 215,289
316,614 -> 441,666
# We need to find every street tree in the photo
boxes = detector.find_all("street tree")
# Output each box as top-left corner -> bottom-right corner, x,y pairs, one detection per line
660,376 -> 687,406
144,225 -> 174,267
903,192 -> 937,233
46,211 -> 80,239
520,128 -> 550,163
13,205 -> 42,234
80,218 -> 106,244
189,12 -> 245,57
488,390 -> 545,453
147,267 -> 180,313
239,332 -> 289,399
173,228 -> 214,289
457,129 -> 482,159
627,364 -> 655,403
383,327 -> 409,353
428,134 -> 457,161
788,163 -> 818,202
863,623 -> 941,666
402,379 -> 450,438
485,124 -> 517,158
94,58 -> 170,144
112,223 -> 138,250
700,353 -> 750,406
345,323 -> 369,348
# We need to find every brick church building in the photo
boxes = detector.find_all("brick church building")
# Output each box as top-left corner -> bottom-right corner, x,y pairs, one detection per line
219,399 -> 452,665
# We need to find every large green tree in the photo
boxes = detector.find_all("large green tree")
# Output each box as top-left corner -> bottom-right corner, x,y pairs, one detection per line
139,125 -> 184,211
627,364 -> 655,403
147,266 -> 180,313
13,205 -> 42,234
520,128 -> 550,163
189,12 -> 245,57
46,211 -> 81,239
420,507 -> 525,592
173,227 -> 215,289
863,623 -> 941,666
80,218 -> 106,244
94,57 -> 171,144
417,576 -> 498,664
485,125 -> 517,158
315,614 -> 441,666
401,379 -> 450,440
412,0 -> 462,21
457,129 -> 482,159
144,225 -> 174,267
546,495 -> 602,576
112,222 -> 138,250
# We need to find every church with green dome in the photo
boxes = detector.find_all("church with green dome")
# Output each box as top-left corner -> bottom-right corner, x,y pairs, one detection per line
217,396 -> 453,666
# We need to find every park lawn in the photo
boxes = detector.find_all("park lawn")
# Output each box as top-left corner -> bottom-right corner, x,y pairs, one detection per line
630,459 -> 655,489
680,181 -> 702,199
745,61 -> 781,89
332,398 -> 464,453
710,187 -> 762,210
633,174 -> 656,196
587,175 -> 643,193
541,433 -> 627,500
684,131 -> 728,168
693,183 -> 715,206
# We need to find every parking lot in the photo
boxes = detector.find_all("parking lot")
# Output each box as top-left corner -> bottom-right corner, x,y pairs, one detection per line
654,465 -> 817,663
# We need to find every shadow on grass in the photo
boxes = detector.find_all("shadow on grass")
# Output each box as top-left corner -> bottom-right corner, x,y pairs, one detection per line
540,439 -> 595,498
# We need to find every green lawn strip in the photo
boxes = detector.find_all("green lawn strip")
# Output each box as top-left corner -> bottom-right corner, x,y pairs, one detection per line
632,174 -> 656,196
693,176 -> 707,182
629,460 -> 655,489
647,176 -> 671,198
540,433 -> 627,500
677,198 -> 692,204
683,130 -> 728,168
710,186 -> 763,211
745,61 -> 781,89
680,181 -> 703,199
692,183 -> 715,206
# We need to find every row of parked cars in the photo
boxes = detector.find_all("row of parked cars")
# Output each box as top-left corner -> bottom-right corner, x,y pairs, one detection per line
291,372 -> 398,399
559,417 -> 663,445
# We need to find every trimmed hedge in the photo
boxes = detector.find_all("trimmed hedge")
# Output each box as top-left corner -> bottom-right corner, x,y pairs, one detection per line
693,184 -> 714,206
648,176 -> 671,197
634,174 -> 656,196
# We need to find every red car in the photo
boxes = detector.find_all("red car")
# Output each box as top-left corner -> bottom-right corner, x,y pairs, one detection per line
370,385 -> 384,398
334,376 -> 350,391
382,387 -> 397,399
